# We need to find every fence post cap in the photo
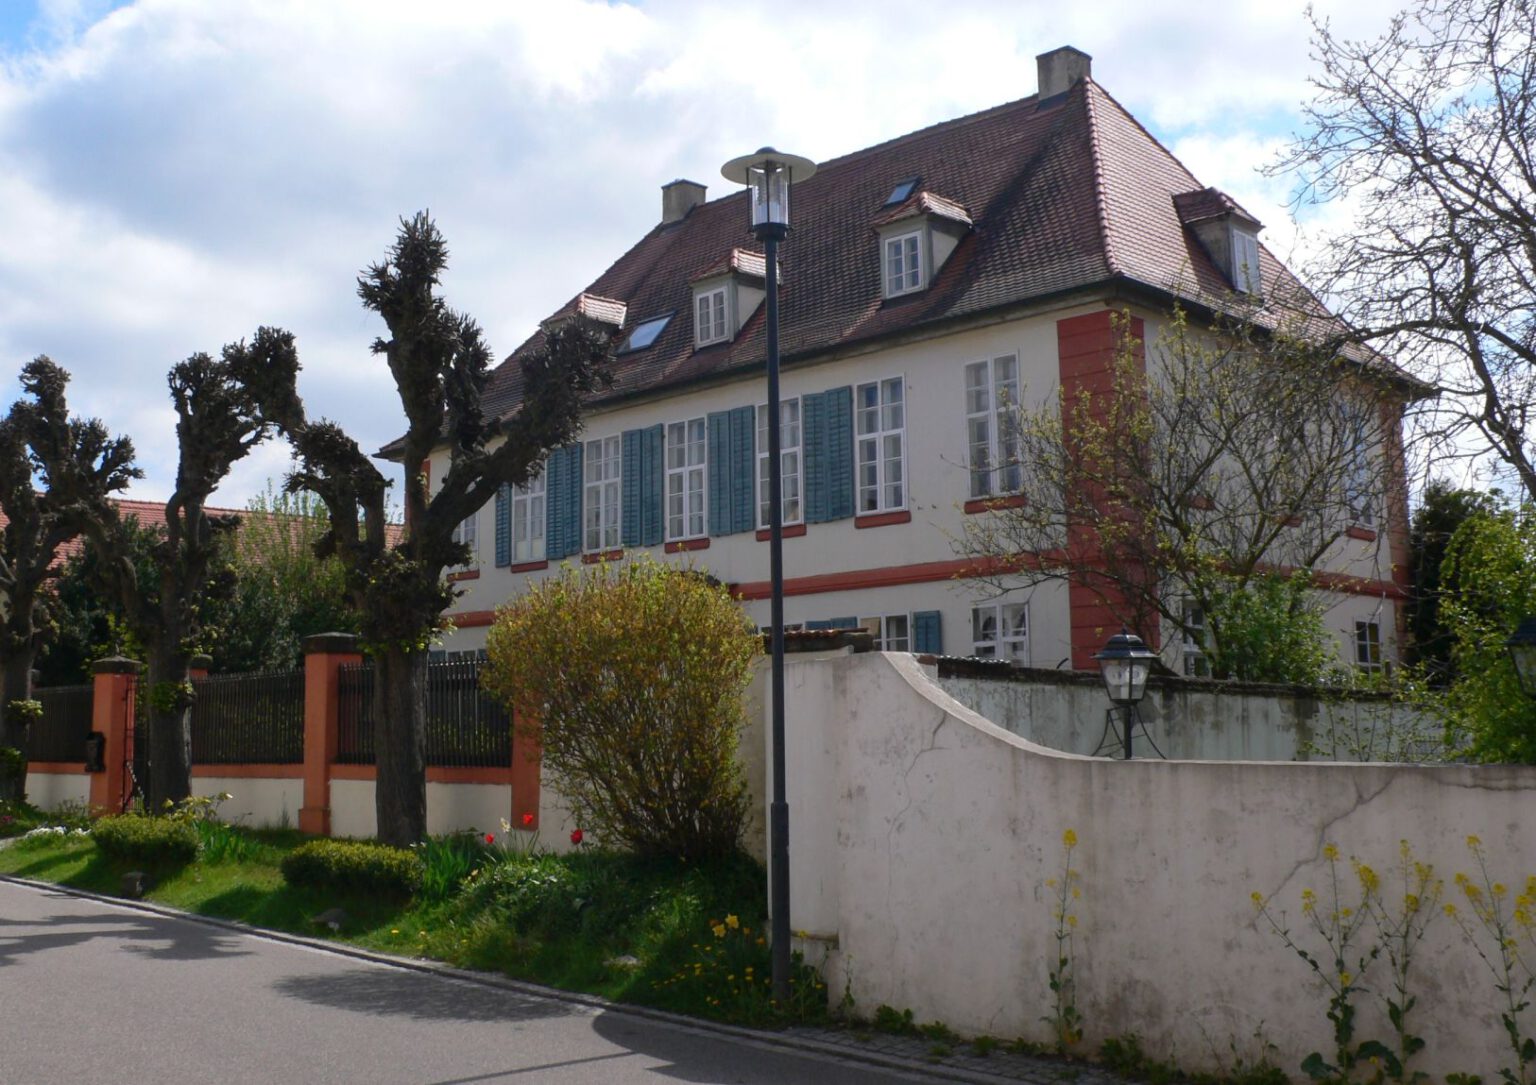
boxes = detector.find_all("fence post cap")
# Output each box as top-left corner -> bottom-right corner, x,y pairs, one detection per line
303,633 -> 361,655
189,654 -> 213,670
91,656 -> 141,675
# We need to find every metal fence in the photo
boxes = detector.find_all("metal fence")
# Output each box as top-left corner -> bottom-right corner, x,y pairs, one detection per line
25,684 -> 94,762
337,657 -> 511,767
190,669 -> 305,764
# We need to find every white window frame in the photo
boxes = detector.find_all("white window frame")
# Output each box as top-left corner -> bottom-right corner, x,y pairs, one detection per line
1355,620 -> 1383,674
860,614 -> 911,652
884,230 -> 923,297
666,417 -> 708,541
695,286 -> 729,347
856,376 -> 907,513
965,354 -> 1022,499
971,602 -> 1028,662
451,511 -> 477,568
1180,601 -> 1210,678
1231,229 -> 1261,294
1343,405 -> 1376,528
756,398 -> 803,528
510,468 -> 546,563
583,436 -> 621,553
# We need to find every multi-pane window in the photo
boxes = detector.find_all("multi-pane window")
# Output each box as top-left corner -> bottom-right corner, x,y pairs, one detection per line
884,232 -> 922,296
856,377 -> 906,513
1231,229 -> 1261,294
1344,407 -> 1375,527
666,417 -> 708,540
510,469 -> 545,563
861,614 -> 911,651
451,512 -> 477,566
695,288 -> 728,347
583,436 -> 621,552
1355,620 -> 1383,674
756,399 -> 803,527
1181,601 -> 1210,678
965,354 -> 1022,498
972,602 -> 1028,662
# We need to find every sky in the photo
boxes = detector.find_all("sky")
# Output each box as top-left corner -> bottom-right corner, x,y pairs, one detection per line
0,0 -> 1411,510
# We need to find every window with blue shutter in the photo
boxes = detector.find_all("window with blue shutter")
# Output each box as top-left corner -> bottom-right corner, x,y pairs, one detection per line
621,425 -> 666,547
707,406 -> 756,536
545,443 -> 584,559
802,386 -> 855,524
494,483 -> 511,567
913,610 -> 943,654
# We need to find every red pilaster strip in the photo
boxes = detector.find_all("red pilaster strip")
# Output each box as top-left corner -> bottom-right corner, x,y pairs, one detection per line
88,658 -> 138,816
299,634 -> 362,836
510,707 -> 542,834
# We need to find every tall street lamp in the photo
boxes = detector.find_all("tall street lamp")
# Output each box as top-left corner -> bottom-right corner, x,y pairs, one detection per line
1094,628 -> 1156,759
721,146 -> 817,1003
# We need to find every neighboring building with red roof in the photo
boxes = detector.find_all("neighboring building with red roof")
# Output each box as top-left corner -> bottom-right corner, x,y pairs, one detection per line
433,46 -> 1410,674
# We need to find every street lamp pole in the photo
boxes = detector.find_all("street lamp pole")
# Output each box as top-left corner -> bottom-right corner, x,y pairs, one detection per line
722,146 -> 817,1003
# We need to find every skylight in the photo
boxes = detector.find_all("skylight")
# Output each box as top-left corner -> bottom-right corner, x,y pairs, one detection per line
883,177 -> 920,207
622,314 -> 672,352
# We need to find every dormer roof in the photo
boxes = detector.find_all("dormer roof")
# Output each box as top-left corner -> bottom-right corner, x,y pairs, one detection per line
541,291 -> 628,331
688,247 -> 767,284
1172,187 -> 1263,229
871,190 -> 973,230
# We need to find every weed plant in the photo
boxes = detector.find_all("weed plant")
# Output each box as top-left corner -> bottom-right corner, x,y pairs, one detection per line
1046,828 -> 1084,1051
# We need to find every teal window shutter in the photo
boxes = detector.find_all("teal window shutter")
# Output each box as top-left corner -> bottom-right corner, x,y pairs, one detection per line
803,391 -> 828,522
913,610 -> 943,654
494,483 -> 511,567
621,429 -> 642,547
825,386 -> 855,520
642,424 -> 664,546
806,619 -> 832,630
708,411 -> 730,536
831,616 -> 859,629
547,443 -> 583,559
730,405 -> 755,533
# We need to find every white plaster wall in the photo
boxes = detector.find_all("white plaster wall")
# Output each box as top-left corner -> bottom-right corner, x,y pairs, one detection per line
329,779 -> 376,840
192,776 -> 303,829
939,665 -> 1440,762
787,651 -> 1534,1077
424,782 -> 509,838
325,776 -> 581,853
437,303 -> 1402,670
25,771 -> 89,811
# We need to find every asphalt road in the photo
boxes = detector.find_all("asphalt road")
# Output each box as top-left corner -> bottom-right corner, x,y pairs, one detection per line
0,879 -> 937,1085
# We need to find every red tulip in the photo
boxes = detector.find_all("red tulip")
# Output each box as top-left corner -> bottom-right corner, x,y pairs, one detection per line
570,828 -> 585,846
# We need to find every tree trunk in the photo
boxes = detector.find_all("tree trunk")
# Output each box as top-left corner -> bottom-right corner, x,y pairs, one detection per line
143,643 -> 192,813
0,652 -> 33,803
373,646 -> 427,846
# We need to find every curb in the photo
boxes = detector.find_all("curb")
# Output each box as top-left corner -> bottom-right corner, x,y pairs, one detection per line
0,873 -> 1048,1085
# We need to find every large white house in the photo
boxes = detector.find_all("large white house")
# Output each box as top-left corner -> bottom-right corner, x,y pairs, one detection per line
428,46 -> 1411,675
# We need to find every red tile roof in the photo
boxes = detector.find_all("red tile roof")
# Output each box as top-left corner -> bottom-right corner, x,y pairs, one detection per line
476,75 -> 1402,425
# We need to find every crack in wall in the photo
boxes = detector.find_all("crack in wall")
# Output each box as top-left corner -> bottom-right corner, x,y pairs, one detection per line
885,711 -> 952,926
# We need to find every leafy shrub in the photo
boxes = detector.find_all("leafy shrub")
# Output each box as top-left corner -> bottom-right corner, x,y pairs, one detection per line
482,556 -> 759,860
280,839 -> 422,899
92,814 -> 200,866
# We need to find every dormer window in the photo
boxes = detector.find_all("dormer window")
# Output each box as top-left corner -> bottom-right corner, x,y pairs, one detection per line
873,190 -> 971,301
1173,188 -> 1265,297
884,231 -> 923,296
1231,228 -> 1261,294
695,287 -> 729,347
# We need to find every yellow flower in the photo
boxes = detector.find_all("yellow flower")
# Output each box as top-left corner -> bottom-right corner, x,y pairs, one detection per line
1067,915 -> 1078,929
1323,844 -> 1339,861
1444,903 -> 1458,917
1339,972 -> 1352,987
711,924 -> 726,938
725,914 -> 740,929
1404,894 -> 1419,913
1494,883 -> 1508,898
1063,829 -> 1078,848
1071,887 -> 1081,900
1355,863 -> 1380,894
1467,835 -> 1482,849
1251,891 -> 1264,907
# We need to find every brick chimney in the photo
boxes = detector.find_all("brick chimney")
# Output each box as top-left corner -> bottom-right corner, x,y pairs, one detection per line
1036,46 -> 1092,100
662,179 -> 706,224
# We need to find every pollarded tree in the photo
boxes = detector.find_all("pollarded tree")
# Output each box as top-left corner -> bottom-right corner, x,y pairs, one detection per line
1280,0 -> 1536,495
83,329 -> 301,810
958,307 -> 1399,681
286,212 -> 612,847
0,357 -> 138,801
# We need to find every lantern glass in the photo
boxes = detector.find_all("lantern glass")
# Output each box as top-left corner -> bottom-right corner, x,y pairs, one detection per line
1094,629 -> 1155,706
749,163 -> 790,228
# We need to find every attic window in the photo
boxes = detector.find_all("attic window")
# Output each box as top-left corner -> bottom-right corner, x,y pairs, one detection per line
883,177 -> 919,207
884,231 -> 924,296
622,314 -> 671,352
1231,229 -> 1261,294
695,287 -> 729,347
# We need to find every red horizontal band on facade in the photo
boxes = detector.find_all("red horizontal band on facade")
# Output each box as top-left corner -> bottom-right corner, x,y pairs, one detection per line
1345,525 -> 1378,542
328,763 -> 513,785
507,559 -> 549,574
855,510 -> 913,529
452,610 -> 496,628
446,569 -> 480,582
665,537 -> 710,553
756,524 -> 807,541
28,761 -> 85,774
191,764 -> 304,779
581,549 -> 624,564
963,495 -> 1027,515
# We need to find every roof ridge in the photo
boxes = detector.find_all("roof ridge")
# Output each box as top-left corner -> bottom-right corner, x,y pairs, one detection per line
1080,80 -> 1122,278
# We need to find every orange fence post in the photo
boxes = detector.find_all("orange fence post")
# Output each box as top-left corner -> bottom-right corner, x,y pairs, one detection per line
88,657 -> 139,815
510,707 -> 541,834
299,633 -> 361,836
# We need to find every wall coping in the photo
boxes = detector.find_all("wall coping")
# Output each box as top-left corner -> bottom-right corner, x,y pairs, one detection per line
303,632 -> 361,655
91,656 -> 141,675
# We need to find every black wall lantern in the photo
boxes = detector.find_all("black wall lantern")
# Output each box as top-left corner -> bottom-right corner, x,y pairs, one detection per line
1094,628 -> 1157,759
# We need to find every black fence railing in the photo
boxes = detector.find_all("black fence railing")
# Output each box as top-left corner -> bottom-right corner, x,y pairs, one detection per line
337,658 -> 511,768
190,669 -> 305,764
26,684 -> 94,762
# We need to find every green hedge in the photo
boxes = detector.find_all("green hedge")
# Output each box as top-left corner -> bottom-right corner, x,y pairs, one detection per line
92,815 -> 200,866
281,839 -> 423,899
